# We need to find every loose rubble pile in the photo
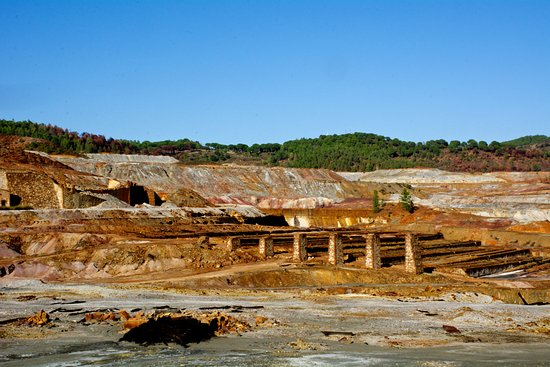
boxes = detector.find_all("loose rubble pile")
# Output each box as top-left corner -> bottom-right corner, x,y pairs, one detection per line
1,308 -> 253,347
20,310 -> 50,327
119,310 -> 250,346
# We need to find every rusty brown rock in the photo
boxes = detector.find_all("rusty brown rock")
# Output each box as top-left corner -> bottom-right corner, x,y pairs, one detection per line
102,312 -> 116,321
123,315 -> 148,330
84,311 -> 118,323
255,315 -> 268,325
24,310 -> 50,326
118,310 -> 131,321
16,295 -> 37,302
85,312 -> 104,323
442,324 -> 461,334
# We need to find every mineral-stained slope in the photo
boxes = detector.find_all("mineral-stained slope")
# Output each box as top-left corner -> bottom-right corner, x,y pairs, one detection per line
54,153 -> 391,207
341,169 -> 550,223
0,205 -> 276,281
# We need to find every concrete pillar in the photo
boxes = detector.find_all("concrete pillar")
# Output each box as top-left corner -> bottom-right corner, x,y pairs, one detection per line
293,233 -> 307,262
259,236 -> 274,258
365,233 -> 381,269
405,233 -> 423,274
328,233 -> 343,265
226,237 -> 241,251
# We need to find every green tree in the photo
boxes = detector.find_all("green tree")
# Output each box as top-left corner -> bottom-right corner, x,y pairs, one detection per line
372,190 -> 381,213
372,190 -> 385,213
400,188 -> 414,213
466,139 -> 478,150
478,140 -> 489,151
448,140 -> 461,153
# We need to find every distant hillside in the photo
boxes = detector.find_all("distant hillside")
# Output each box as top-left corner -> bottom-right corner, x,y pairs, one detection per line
275,133 -> 549,172
1,119 -> 548,172
0,119 -> 202,156
503,135 -> 550,147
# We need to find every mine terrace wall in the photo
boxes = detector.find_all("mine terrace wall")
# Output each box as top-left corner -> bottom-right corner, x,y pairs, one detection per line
0,171 -> 10,207
2,165 -> 167,209
6,171 -> 62,209
0,189 -> 10,207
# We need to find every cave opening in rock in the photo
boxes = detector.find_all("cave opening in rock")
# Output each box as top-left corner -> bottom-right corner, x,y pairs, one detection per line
130,186 -> 150,206
9,194 -> 21,206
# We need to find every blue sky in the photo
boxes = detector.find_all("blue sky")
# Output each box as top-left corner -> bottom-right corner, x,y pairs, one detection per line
1,0 -> 549,144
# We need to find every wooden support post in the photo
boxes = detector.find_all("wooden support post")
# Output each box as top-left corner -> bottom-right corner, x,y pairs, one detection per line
259,236 -> 274,258
328,233 -> 343,265
293,233 -> 307,262
227,237 -> 240,251
365,233 -> 381,269
405,233 -> 422,274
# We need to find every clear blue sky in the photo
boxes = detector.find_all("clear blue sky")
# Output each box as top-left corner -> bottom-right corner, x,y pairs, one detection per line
1,0 -> 549,144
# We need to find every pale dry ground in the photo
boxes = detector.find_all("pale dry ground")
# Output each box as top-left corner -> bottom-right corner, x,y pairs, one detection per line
1,276 -> 550,347
2,266 -> 550,365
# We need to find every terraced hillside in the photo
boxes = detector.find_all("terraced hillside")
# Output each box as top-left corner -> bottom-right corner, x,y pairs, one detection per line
53,154 -> 549,225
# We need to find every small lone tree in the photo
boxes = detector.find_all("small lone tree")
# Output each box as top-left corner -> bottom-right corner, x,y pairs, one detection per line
372,190 -> 381,213
400,187 -> 414,213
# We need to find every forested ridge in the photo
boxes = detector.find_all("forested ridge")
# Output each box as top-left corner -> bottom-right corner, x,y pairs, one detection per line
1,119 -> 548,172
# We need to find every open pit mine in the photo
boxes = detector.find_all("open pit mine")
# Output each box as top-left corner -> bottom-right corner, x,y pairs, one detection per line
1,148 -> 549,365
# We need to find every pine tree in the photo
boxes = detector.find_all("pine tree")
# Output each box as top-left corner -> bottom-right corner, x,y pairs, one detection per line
400,187 -> 414,213
372,190 -> 381,213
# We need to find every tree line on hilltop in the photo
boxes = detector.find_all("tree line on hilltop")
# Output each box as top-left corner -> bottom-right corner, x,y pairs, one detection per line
1,119 -> 548,172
